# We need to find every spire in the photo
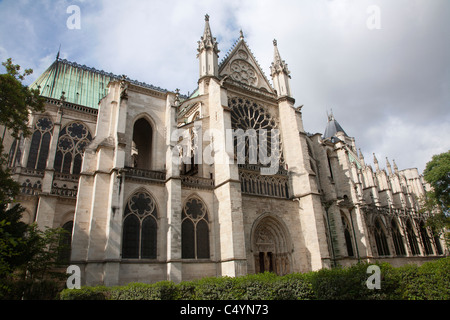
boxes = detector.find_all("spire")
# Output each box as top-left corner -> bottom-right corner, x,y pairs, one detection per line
373,153 -> 380,171
270,39 -> 290,79
393,159 -> 399,173
197,14 -> 219,56
323,111 -> 348,139
270,39 -> 292,97
358,148 -> 365,166
386,157 -> 393,175
197,14 -> 219,79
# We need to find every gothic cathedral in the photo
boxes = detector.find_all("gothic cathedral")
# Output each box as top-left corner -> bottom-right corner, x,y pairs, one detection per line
2,16 -> 445,286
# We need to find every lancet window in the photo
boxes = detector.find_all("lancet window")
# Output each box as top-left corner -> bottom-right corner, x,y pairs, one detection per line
122,191 -> 158,259
54,122 -> 92,175
27,116 -> 53,170
182,197 -> 210,259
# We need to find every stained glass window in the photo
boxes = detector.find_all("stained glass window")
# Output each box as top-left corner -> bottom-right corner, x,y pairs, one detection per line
27,116 -> 53,170
341,214 -> 354,257
229,97 -> 284,167
391,219 -> 406,256
374,218 -> 390,256
182,197 -> 210,259
122,191 -> 158,259
54,122 -> 92,174
406,220 -> 420,255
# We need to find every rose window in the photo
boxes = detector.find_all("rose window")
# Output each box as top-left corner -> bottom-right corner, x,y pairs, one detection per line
230,60 -> 258,86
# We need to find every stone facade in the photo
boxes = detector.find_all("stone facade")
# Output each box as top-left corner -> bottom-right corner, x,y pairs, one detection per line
2,16 -> 446,286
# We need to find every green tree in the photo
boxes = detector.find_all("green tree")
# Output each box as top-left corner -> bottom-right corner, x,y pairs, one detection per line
0,58 -> 44,138
0,58 -> 67,299
421,150 -> 450,250
0,58 -> 43,280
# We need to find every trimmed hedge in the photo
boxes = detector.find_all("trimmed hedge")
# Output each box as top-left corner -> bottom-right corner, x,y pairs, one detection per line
59,257 -> 449,300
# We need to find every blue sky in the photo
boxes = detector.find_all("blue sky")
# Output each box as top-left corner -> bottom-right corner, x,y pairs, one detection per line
1,0 -> 449,173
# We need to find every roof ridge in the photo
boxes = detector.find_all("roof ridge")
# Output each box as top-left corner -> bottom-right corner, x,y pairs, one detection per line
57,58 -> 170,94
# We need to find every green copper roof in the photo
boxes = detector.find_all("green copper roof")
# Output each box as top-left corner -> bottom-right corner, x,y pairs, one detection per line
30,58 -> 170,109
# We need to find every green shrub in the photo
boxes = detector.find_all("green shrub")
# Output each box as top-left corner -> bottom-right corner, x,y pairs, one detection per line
1,279 -> 63,300
110,281 -> 178,300
59,285 -> 109,300
393,258 -> 450,300
58,257 -> 450,300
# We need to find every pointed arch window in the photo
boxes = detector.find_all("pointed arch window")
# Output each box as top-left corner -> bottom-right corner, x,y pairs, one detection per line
433,233 -> 443,255
122,191 -> 158,259
54,122 -> 92,175
406,220 -> 420,255
419,221 -> 433,255
58,221 -> 73,264
8,138 -> 22,168
374,218 -> 390,256
27,116 -> 53,170
391,219 -> 406,256
182,197 -> 210,259
341,214 -> 354,257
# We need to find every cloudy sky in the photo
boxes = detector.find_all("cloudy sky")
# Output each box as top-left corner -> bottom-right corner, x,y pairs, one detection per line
0,0 -> 449,174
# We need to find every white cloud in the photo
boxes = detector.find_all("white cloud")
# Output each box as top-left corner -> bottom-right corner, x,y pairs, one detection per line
364,116 -> 450,173
1,0 -> 448,175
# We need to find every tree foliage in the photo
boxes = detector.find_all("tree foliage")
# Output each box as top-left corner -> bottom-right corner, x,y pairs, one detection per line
0,58 -> 44,138
421,150 -> 450,249
0,58 -> 67,299
423,150 -> 450,212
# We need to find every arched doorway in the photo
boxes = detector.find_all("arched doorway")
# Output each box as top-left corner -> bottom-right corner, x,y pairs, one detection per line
251,215 -> 292,275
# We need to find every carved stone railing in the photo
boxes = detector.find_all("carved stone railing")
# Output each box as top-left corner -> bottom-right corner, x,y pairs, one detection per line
237,163 -> 288,176
124,167 -> 166,183
53,172 -> 80,182
51,185 -> 78,198
239,169 -> 289,199
181,175 -> 214,190
20,178 -> 42,196
16,167 -> 45,177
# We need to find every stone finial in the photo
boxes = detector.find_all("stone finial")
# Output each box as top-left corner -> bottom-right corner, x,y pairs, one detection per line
386,157 -> 393,175
393,159 -> 399,173
373,153 -> 380,171
270,39 -> 290,78
198,13 -> 219,55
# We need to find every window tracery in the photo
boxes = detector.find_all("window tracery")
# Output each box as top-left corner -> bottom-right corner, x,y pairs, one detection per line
27,116 -> 53,170
391,219 -> 406,256
406,220 -> 420,255
122,191 -> 158,259
374,218 -> 390,256
230,60 -> 258,86
182,197 -> 210,259
229,97 -> 284,167
54,122 -> 92,174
